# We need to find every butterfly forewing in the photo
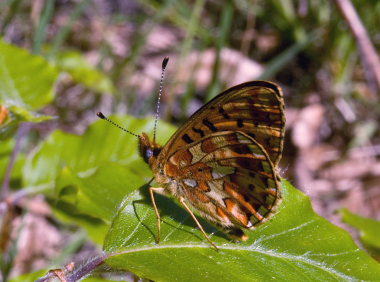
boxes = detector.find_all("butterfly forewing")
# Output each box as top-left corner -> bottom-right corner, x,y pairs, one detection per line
162,131 -> 281,236
159,81 -> 285,167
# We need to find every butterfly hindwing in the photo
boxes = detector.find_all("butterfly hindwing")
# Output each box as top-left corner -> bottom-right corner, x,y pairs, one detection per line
163,131 -> 281,233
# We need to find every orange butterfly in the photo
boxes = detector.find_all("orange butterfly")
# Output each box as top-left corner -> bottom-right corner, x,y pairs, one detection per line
97,57 -> 285,249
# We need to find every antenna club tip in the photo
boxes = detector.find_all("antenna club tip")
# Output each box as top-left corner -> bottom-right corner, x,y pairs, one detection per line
96,112 -> 106,119
162,57 -> 169,69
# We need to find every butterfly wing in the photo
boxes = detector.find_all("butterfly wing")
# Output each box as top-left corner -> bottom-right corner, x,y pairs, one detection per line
160,81 -> 285,167
162,131 -> 281,236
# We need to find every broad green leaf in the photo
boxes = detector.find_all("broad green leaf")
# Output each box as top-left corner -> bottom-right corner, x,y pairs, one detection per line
22,115 -> 380,280
0,39 -> 58,120
0,39 -> 57,141
54,51 -> 116,94
53,206 -> 108,246
340,208 -> 380,256
23,115 -> 175,243
23,115 -> 174,192
103,181 -> 380,281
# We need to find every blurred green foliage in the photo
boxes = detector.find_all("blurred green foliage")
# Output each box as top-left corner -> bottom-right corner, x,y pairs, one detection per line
340,208 -> 380,257
1,0 -> 380,281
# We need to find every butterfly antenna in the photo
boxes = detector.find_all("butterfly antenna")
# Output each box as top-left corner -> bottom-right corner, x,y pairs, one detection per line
96,112 -> 140,139
153,56 -> 169,144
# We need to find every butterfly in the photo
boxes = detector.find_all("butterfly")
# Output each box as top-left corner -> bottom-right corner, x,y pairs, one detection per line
97,57 -> 285,249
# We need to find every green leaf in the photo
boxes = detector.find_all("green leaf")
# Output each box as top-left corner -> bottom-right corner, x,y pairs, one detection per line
0,38 -> 58,111
23,115 -> 174,192
22,115 -> 380,280
23,115 -> 175,243
54,51 -> 116,94
340,208 -> 380,256
53,206 -> 108,246
68,162 -> 146,222
0,39 -> 58,139
103,181 -> 380,281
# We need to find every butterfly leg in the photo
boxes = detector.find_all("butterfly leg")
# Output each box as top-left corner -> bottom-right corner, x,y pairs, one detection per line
149,187 -> 166,243
179,197 -> 218,250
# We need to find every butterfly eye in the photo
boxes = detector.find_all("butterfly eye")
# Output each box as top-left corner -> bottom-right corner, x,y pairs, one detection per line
146,148 -> 153,159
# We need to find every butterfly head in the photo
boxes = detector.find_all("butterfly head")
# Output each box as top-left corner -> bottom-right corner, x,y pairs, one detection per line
139,132 -> 162,166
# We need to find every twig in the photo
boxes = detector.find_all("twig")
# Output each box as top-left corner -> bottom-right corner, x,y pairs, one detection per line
35,254 -> 108,282
67,254 -> 107,282
335,0 -> 380,97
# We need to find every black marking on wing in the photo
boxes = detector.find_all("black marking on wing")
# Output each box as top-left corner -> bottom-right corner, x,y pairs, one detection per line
202,118 -> 218,132
218,107 -> 231,119
192,127 -> 205,137
182,134 -> 194,144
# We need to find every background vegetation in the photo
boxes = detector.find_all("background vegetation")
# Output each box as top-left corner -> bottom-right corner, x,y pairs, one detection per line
1,0 -> 380,281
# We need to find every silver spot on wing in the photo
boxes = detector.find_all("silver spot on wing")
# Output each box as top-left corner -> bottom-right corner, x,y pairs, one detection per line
183,179 -> 197,188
